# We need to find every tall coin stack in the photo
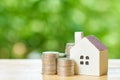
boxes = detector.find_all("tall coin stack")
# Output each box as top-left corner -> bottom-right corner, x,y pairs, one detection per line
57,58 -> 74,76
65,43 -> 74,58
42,51 -> 59,75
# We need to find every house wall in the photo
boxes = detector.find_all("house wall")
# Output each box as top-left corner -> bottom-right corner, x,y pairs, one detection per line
70,45 -> 81,74
100,50 -> 108,76
78,49 -> 99,76
70,38 -> 101,76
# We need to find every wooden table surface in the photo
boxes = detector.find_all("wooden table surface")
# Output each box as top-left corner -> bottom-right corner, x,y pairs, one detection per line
0,59 -> 120,80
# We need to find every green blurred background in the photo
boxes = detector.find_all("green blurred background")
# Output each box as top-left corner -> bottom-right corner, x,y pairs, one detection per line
0,0 -> 120,59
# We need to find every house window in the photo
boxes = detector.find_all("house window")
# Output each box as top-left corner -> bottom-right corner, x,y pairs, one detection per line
80,61 -> 84,65
80,55 -> 90,65
86,56 -> 89,59
80,55 -> 84,59
85,61 -> 89,65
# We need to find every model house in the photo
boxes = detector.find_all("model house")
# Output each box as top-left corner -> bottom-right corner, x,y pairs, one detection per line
70,32 -> 108,76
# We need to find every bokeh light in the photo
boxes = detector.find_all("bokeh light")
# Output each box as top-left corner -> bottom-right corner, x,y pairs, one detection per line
0,0 -> 120,59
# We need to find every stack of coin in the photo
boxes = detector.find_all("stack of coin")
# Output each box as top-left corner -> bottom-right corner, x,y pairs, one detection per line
57,58 -> 74,76
65,43 -> 74,58
42,51 -> 59,75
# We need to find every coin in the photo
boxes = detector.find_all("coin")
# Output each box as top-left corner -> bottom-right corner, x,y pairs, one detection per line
59,53 -> 66,58
57,58 -> 74,67
42,51 -> 59,58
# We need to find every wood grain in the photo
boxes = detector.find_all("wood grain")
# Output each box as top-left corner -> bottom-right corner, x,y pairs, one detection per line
0,59 -> 119,80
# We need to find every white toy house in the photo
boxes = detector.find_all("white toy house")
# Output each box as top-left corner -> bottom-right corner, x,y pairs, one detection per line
70,32 -> 108,76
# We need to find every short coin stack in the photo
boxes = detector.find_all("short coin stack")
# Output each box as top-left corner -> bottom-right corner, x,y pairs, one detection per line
42,51 -> 59,75
57,58 -> 74,76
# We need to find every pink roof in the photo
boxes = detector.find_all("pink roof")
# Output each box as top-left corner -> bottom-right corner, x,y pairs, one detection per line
86,35 -> 107,51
